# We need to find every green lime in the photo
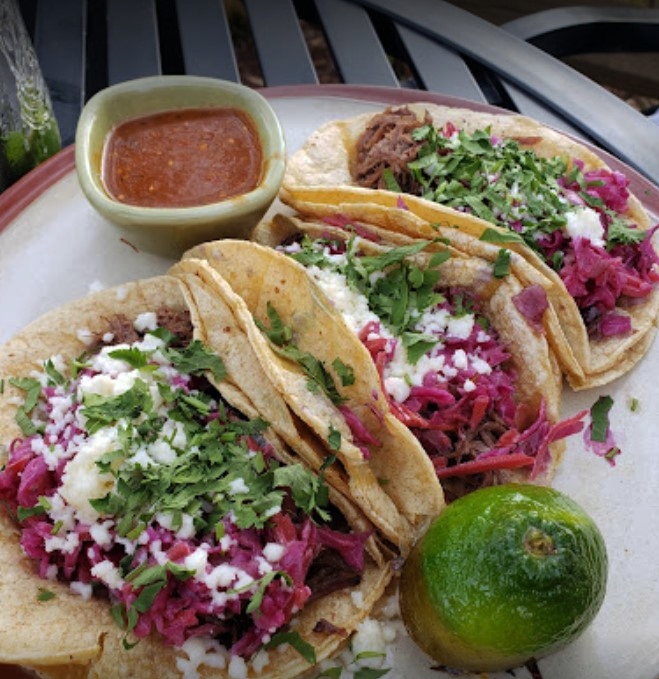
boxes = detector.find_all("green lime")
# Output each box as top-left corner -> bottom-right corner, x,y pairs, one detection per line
399,483 -> 608,672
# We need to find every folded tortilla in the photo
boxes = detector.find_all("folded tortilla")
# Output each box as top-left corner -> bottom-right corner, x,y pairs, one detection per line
0,275 -> 391,678
280,103 -> 659,389
186,202 -> 581,510
172,259 -> 444,545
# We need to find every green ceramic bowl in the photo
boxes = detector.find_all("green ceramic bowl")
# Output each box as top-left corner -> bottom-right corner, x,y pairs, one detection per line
75,76 -> 286,256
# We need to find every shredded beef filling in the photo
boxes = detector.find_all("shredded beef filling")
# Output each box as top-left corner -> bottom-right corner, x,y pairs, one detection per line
414,411 -> 509,503
353,106 -> 430,193
95,307 -> 193,347
306,549 -> 362,602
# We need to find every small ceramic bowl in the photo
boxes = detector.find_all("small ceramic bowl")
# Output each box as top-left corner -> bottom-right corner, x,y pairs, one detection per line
75,75 -> 286,256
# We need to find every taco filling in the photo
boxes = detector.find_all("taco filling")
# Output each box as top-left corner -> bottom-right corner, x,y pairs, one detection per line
277,233 -> 584,502
0,308 -> 369,665
354,106 -> 659,337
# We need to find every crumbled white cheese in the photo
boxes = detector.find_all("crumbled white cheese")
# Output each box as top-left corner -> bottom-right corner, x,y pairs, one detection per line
227,655 -> 248,679
147,439 -> 177,465
251,649 -> 270,674
306,264 -> 384,336
447,314 -> 475,340
90,559 -> 124,590
564,206 -> 605,248
89,519 -> 114,547
452,348 -> 468,370
70,580 -> 93,600
262,542 -> 286,563
256,556 -> 273,576
59,429 -> 118,523
184,546 -> 209,577
76,328 -> 94,346
44,529 -> 79,555
133,311 -> 158,332
228,477 -> 249,495
176,636 -> 227,679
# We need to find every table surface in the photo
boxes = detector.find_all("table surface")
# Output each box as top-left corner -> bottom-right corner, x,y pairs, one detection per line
15,0 -> 659,185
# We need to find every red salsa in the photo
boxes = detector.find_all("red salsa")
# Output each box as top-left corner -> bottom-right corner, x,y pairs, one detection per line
102,107 -> 263,208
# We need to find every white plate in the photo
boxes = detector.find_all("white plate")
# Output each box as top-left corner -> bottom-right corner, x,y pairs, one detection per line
1,86 -> 658,679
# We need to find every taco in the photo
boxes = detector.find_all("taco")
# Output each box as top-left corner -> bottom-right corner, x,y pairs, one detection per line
186,204 -> 586,505
172,258 -> 444,545
280,103 -> 659,389
0,275 -> 392,678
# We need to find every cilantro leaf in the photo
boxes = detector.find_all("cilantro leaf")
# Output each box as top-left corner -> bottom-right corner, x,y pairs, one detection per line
44,359 -> 66,386
274,463 -> 331,521
266,631 -> 317,665
606,217 -> 646,248
108,347 -> 150,369
259,303 -> 346,406
81,379 -> 153,434
37,588 -> 56,602
590,395 -> 613,442
165,340 -> 226,381
479,227 -> 524,244
401,332 -> 438,365
493,248 -> 511,278
9,376 -> 42,412
328,425 -> 342,451
382,167 -> 401,192
332,358 -> 355,387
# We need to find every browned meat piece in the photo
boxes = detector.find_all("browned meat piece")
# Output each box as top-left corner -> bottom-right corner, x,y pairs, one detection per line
354,106 -> 431,193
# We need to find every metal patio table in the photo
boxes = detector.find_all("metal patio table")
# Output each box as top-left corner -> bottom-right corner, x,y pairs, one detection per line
15,0 -> 659,185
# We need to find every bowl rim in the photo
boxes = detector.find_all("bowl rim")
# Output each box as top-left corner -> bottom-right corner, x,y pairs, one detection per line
74,75 -> 286,227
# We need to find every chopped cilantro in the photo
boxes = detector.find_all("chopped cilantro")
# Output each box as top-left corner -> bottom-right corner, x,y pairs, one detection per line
243,570 -> 293,615
258,303 -> 347,406
273,464 -> 331,521
9,376 -> 42,413
493,248 -> 511,278
81,379 -> 153,435
108,347 -> 150,369
266,630 -> 317,665
37,588 -> 56,602
332,357 -> 355,387
382,167 -> 401,192
479,227 -> 524,244
340,238 -> 445,353
14,407 -> 38,436
328,425 -> 342,451
590,395 -> 614,443
164,340 -> 226,381
355,651 -> 386,660
17,495 -> 51,521
401,332 -> 438,365
627,396 -> 640,413
605,447 -> 621,462
44,359 -> 66,386
606,216 -> 646,248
